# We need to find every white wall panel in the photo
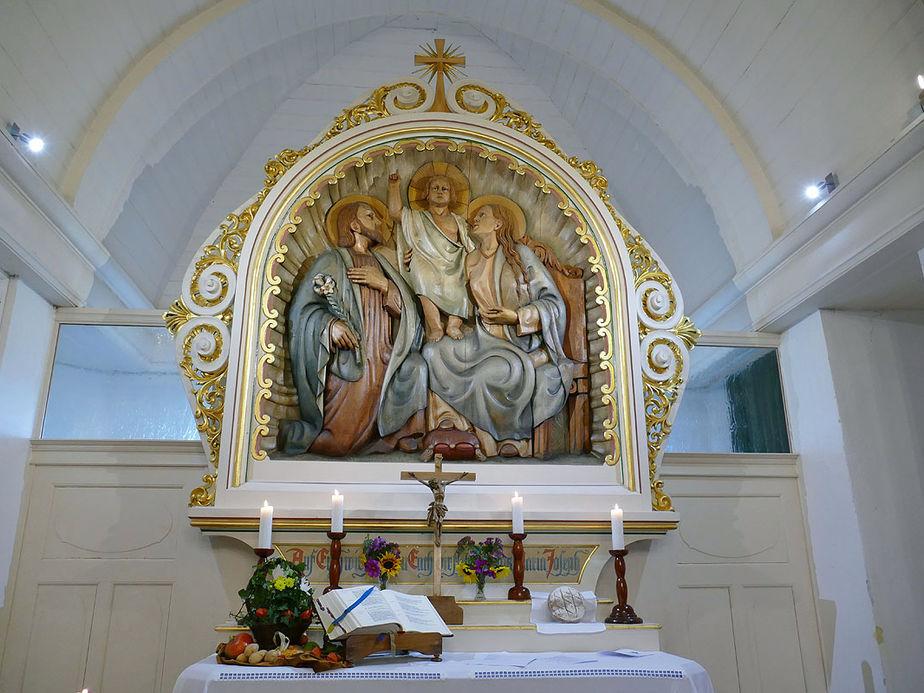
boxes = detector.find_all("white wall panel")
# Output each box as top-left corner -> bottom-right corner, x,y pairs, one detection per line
0,444 -> 825,692
677,586 -> 739,693
737,586 -> 807,693
101,584 -> 173,693
22,583 -> 97,692
642,456 -> 827,692
46,486 -> 176,559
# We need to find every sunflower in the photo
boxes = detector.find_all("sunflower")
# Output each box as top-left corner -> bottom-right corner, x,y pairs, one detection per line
379,552 -> 402,579
493,566 -> 511,579
458,564 -> 477,583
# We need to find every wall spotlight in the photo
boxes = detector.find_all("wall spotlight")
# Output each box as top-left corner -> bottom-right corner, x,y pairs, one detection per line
805,173 -> 838,201
5,122 -> 44,152
918,74 -> 924,113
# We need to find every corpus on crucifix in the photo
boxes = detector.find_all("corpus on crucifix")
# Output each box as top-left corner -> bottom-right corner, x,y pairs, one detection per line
401,455 -> 475,598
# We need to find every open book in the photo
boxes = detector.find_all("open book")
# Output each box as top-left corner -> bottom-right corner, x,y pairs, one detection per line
315,586 -> 453,640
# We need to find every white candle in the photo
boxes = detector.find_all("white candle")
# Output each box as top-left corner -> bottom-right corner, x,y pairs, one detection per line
331,489 -> 344,533
610,503 -> 625,550
511,491 -> 524,534
258,500 -> 273,549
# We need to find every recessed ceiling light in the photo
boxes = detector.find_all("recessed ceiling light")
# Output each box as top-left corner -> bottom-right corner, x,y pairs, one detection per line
5,122 -> 45,154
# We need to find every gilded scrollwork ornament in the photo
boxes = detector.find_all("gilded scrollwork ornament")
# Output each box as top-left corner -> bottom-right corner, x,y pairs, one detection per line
169,48 -> 697,510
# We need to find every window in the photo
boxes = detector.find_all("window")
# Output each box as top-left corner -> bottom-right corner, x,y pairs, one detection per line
42,324 -> 198,440
666,346 -> 790,453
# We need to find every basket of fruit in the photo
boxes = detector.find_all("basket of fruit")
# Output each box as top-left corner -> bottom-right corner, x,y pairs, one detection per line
220,555 -> 351,670
217,632 -> 348,671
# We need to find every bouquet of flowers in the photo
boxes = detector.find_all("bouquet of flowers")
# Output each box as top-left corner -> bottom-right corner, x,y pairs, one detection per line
232,557 -> 314,647
361,536 -> 402,589
455,536 -> 510,598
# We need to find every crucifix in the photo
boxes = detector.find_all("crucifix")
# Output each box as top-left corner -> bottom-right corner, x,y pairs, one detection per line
401,455 -> 475,597
414,39 -> 465,112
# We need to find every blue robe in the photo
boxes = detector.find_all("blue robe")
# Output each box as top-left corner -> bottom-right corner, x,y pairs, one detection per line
423,245 -> 574,441
279,247 -> 427,455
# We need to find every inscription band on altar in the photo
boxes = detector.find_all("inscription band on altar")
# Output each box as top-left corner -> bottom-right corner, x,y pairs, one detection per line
276,543 -> 598,584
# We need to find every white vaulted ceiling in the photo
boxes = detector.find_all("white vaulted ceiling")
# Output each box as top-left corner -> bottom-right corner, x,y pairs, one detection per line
1,0 -> 922,327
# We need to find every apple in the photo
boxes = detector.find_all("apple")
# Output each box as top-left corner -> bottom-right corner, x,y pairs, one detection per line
225,632 -> 254,658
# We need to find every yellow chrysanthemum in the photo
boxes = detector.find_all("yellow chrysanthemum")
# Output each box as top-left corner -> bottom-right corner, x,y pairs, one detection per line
273,576 -> 288,591
379,552 -> 402,579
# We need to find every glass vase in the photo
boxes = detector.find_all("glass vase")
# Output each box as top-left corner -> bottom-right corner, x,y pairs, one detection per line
475,580 -> 486,601
378,576 -> 388,591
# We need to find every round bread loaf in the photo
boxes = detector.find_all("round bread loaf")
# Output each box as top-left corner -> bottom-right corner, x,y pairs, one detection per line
548,585 -> 585,623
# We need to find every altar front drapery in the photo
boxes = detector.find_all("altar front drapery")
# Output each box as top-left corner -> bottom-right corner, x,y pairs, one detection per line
174,651 -> 714,693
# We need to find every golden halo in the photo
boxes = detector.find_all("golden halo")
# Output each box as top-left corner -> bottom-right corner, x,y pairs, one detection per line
407,162 -> 470,216
324,195 -> 393,247
468,195 -> 527,240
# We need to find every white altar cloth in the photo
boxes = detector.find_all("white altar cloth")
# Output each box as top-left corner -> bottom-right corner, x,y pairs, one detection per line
173,651 -> 714,693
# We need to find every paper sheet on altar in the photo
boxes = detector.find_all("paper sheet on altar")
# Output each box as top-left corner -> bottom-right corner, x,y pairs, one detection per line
529,591 -> 606,634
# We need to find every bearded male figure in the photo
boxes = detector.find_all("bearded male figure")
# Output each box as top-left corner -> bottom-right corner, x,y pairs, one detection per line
277,197 -> 427,456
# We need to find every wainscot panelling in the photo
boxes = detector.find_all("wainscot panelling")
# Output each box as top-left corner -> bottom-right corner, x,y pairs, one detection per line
677,586 -> 739,693
0,445 -> 825,693
22,583 -> 96,692
630,453 -> 827,693
0,441 -> 251,693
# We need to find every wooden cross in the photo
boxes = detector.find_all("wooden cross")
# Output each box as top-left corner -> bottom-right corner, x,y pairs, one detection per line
401,455 -> 475,596
414,39 -> 465,113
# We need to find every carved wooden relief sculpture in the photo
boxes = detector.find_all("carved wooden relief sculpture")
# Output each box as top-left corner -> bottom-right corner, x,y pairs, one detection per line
167,40 -> 698,513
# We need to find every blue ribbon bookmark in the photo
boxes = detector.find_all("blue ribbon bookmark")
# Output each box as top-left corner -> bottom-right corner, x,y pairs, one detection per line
325,585 -> 376,634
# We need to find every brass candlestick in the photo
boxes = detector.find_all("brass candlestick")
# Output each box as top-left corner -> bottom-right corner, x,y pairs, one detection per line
324,531 -> 346,593
507,533 -> 530,601
605,549 -> 642,623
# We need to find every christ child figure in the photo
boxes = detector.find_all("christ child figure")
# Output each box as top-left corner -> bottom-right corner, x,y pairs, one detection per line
388,164 -> 475,342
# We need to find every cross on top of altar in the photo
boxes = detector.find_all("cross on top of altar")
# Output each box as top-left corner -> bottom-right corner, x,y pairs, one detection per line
413,39 -> 465,112
401,456 -> 475,597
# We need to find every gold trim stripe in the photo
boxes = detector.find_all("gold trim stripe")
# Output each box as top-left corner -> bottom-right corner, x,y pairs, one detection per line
189,517 -> 677,534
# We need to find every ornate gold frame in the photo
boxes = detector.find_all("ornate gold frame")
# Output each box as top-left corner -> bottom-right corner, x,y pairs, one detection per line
247,136 -> 622,470
166,78 -> 698,510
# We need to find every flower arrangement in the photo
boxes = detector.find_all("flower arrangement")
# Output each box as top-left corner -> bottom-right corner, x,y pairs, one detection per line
233,557 -> 314,632
455,536 -> 510,598
361,536 -> 402,589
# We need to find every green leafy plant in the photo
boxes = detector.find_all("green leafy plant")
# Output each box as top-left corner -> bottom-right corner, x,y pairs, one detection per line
233,557 -> 314,629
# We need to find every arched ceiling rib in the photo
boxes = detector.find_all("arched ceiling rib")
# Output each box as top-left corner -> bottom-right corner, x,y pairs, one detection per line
56,0 -> 786,247
74,2 -> 769,283
146,23 -> 735,313
1,0 -> 919,320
